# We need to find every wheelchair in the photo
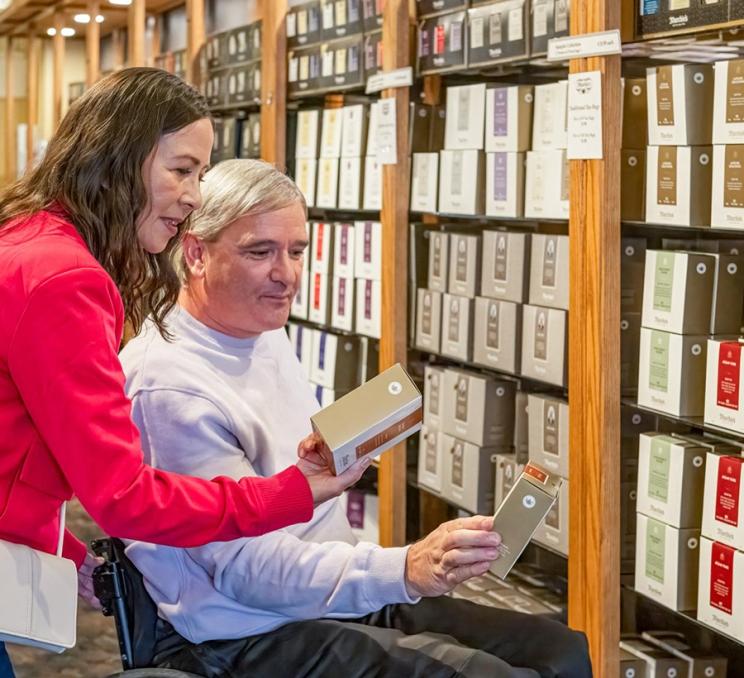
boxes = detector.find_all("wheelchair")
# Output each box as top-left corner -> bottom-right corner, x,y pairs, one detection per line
91,537 -> 203,678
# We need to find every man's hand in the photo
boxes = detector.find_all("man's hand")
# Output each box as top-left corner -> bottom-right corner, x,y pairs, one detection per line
77,551 -> 104,609
296,432 -> 371,506
404,515 -> 502,598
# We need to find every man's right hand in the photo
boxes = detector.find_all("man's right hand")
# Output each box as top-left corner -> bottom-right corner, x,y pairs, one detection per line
404,515 -> 502,598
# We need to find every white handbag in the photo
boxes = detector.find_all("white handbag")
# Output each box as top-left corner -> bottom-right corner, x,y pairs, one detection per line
0,503 -> 78,653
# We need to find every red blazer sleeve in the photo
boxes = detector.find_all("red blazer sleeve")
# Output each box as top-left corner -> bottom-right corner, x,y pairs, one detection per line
8,268 -> 313,562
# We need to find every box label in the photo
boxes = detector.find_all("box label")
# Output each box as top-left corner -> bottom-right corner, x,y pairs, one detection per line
489,13 -> 502,45
494,234 -> 508,282
432,235 -> 443,279
560,155 -> 569,202
455,376 -> 469,423
656,66 -> 675,127
525,463 -> 549,484
452,441 -> 464,488
455,237 -> 468,283
355,408 -> 423,457
421,291 -> 432,336
648,437 -> 671,503
652,252 -> 674,312
425,432 -> 438,473
543,402 -> 559,457
364,280 -> 373,320
717,342 -> 742,410
486,301 -> 500,350
451,151 -> 463,197
534,309 -> 548,361
340,225 -> 350,265
338,277 -> 347,315
657,147 -> 677,206
542,237 -> 558,288
726,60 -> 744,124
363,222 -> 373,264
493,153 -> 508,202
715,456 -> 742,527
649,330 -> 670,392
555,0 -> 568,32
645,517 -> 666,584
710,541 -> 735,615
493,88 -> 508,137
724,146 -> 744,209
318,332 -> 327,370
313,273 -> 322,311
448,297 -> 461,342
457,88 -> 470,132
428,372 -> 440,416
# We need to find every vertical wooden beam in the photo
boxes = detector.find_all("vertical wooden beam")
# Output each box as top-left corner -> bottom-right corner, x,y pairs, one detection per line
4,36 -> 16,182
26,34 -> 40,171
128,0 -> 146,66
377,0 -> 413,548
185,0 -> 205,85
151,14 -> 162,68
260,0 -> 287,165
567,0 -> 621,676
52,12 -> 65,129
112,28 -> 125,70
86,0 -> 100,86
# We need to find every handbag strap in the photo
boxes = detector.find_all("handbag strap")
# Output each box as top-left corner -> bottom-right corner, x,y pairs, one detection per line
56,501 -> 66,558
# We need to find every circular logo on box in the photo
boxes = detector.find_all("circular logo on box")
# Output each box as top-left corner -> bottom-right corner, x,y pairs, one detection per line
630,490 -> 637,500
705,668 -> 715,677
628,156 -> 638,167
344,341 -> 353,352
626,669 -> 636,678
692,344 -> 702,356
694,72 -> 705,84
688,537 -> 698,550
621,320 -> 629,330
522,495 -> 536,509
668,669 -> 678,678
496,387 -> 505,397
388,381 -> 403,396
632,85 -> 642,96
728,263 -> 738,275
632,414 -> 642,425
700,153 -> 710,166
525,93 -> 533,103
694,456 -> 704,468
625,246 -> 635,257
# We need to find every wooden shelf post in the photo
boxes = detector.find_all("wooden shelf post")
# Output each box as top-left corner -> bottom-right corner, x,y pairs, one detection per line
128,0 -> 146,67
26,33 -> 40,172
4,35 -> 16,183
86,0 -> 101,86
377,0 -> 413,548
185,0 -> 205,85
260,0 -> 287,166
52,11 -> 65,129
567,0 -> 622,676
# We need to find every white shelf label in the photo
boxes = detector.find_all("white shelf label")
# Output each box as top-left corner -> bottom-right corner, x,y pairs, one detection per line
547,29 -> 621,62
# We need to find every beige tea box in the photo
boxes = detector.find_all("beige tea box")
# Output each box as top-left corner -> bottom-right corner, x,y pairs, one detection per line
354,221 -> 382,281
410,153 -> 439,213
338,157 -> 363,210
641,631 -> 728,678
619,638 -> 690,678
472,297 -> 521,374
428,231 -> 449,293
444,83 -> 486,150
355,278 -> 381,339
441,294 -> 474,362
290,269 -> 310,320
520,305 -> 568,387
316,157 -> 340,208
418,426 -> 443,494
331,276 -> 355,332
524,150 -> 569,220
532,476 -> 569,556
333,222 -> 355,278
310,221 -> 335,275
448,233 -> 482,298
295,108 -> 321,158
440,434 -> 498,515
485,152 -> 525,219
414,288 -> 442,354
423,364 -> 446,429
308,271 -> 331,325
481,231 -> 531,302
484,85 -> 533,153
319,107 -> 343,158
531,80 -> 568,150
438,150 -> 485,216
713,58 -> 744,145
527,394 -> 569,479
529,234 -> 569,311
310,331 -> 363,391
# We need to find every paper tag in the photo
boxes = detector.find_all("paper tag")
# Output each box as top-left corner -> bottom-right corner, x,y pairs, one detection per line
534,3 -> 548,37
567,71 -> 603,160
645,518 -> 666,584
649,330 -> 670,392
508,8 -> 523,42
365,67 -> 414,95
376,98 -> 397,164
648,437 -> 671,503
470,17 -> 485,50
547,29 -> 621,61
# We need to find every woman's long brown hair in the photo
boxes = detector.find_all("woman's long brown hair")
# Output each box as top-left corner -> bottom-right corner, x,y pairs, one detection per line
0,67 -> 210,336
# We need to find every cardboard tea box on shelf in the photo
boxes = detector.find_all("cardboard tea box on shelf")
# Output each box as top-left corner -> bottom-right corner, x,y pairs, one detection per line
354,221 -> 382,280
620,149 -> 646,222
530,0 -> 569,57
410,153 -> 440,213
441,293 -> 474,362
701,452 -> 744,552
423,365 -> 445,429
331,276 -> 355,332
532,476 -> 569,556
428,231 -> 449,293
440,433 -> 498,515
713,58 -> 744,145
287,322 -> 315,380
448,233 -> 482,298
310,221 -> 335,276
295,108 -> 321,158
705,339 -> 744,436
494,453 -> 525,507
485,152 -> 525,218
621,237 -> 647,314
466,1 -> 529,68
697,536 -> 744,643
481,231 -> 531,302
295,158 -> 318,207
415,288 -> 442,353
484,85 -> 533,153
619,638 -> 689,678
513,391 -> 530,463
340,103 -> 368,157
641,631 -> 728,677
634,513 -> 701,612
338,157 -> 363,210
520,305 -> 567,387
711,144 -> 744,230
444,83 -> 486,150
529,234 -> 569,311
531,80 -> 568,150
290,269 -> 310,320
308,271 -> 331,325
524,150 -> 569,220
333,222 -> 355,278
418,425 -> 443,494
363,156 -> 383,210
319,107 -> 343,158
621,312 -> 641,395
472,297 -> 522,374
355,278 -> 381,338
709,253 -> 744,334
417,11 -> 467,76
646,64 -> 714,146
310,331 -> 363,391
438,150 -> 485,215
527,394 -> 569,479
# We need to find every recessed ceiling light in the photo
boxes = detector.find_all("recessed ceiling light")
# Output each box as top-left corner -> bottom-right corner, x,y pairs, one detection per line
108,0 -> 132,5
46,27 -> 56,36
74,13 -> 90,23
96,14 -> 104,23
60,27 -> 76,37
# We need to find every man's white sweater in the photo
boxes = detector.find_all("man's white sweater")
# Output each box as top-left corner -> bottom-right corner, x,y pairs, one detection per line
120,307 -> 415,643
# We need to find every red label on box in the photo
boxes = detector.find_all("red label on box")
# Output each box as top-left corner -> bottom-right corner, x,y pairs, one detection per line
355,408 -> 422,457
434,25 -> 445,55
316,223 -> 325,263
524,463 -> 549,485
313,273 -> 321,311
711,541 -> 735,615
715,456 -> 743,527
718,342 -> 742,410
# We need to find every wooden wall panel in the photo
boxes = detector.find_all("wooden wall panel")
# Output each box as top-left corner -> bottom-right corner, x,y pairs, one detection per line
260,0 -> 286,166
86,0 -> 101,85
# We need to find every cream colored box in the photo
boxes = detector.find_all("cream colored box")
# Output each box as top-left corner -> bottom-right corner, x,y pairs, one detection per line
362,156 -> 382,210
520,304 -> 567,387
366,101 -> 380,156
438,150 -> 485,216
355,278 -> 381,339
702,452 -> 744,551
310,331 -> 363,390
312,363 -> 422,475
287,321 -> 314,380
641,631 -> 729,678
319,107 -> 343,157
472,297 -> 521,375
444,83 -> 486,150
532,476 -> 569,556
713,59 -> 744,145
485,85 -> 533,153
697,536 -> 744,643
440,433 -> 497,515
290,268 -> 310,319
441,368 -> 516,448
485,152 -> 525,218
645,145 -> 713,227
481,231 -> 530,302
428,231 -> 449,293
440,294 -> 474,362
295,158 -> 317,207
308,271 -> 331,325
493,453 -> 525,508
448,233 -> 481,298
529,234 -> 569,311
415,288 -> 442,354
338,157 -> 363,210
705,339 -> 744,435
635,513 -> 700,612
310,221 -> 334,275
331,276 -> 354,332
711,144 -> 744,230
333,222 -> 355,278
410,153 -> 439,213
531,80 -> 568,150
295,108 -> 321,158
316,157 -> 339,208
619,638 -> 690,678
637,328 -> 708,417
637,433 -> 707,529
418,426 -> 443,494
354,220 -> 382,280
524,150 -> 569,220
646,64 -> 714,146
341,104 -> 367,157
640,250 -> 715,335
423,365 -> 445,429
527,394 -> 569,479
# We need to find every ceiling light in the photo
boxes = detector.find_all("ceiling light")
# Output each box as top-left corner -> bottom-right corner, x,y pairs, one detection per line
60,27 -> 76,37
74,13 -> 90,23
108,0 -> 132,5
96,14 -> 104,23
46,27 -> 56,36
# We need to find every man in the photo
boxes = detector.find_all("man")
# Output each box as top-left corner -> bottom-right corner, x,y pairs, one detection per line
121,159 -> 591,678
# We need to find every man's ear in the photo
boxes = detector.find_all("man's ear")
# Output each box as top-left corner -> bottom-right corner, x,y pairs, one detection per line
182,234 -> 207,278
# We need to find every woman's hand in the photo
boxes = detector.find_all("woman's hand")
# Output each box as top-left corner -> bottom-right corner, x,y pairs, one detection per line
297,432 -> 371,506
77,551 -> 104,609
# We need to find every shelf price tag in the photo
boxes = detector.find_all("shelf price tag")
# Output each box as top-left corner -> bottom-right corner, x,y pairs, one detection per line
376,98 -> 398,165
365,67 -> 414,95
547,29 -> 621,62
567,70 -> 603,160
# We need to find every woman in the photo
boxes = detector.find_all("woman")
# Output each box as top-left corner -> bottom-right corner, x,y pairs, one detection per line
0,68 -> 368,671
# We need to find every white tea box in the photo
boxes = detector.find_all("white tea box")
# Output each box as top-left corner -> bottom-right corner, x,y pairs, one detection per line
529,234 -> 569,311
444,83 -> 487,150
697,536 -> 744,643
485,85 -> 533,153
310,331 -> 363,390
331,275 -> 355,332
520,304 -> 567,387
524,150 -> 569,220
316,157 -> 340,208
341,103 -> 367,157
705,339 -> 744,435
295,108 -> 321,158
472,297 -> 521,375
713,59 -> 744,144
366,101 -> 380,156
441,433 -> 497,515
438,150 -> 485,215
637,328 -> 708,417
423,364 -> 446,429
494,453 -> 525,508
485,152 -> 525,218
418,426 -> 443,494
310,221 -> 334,275
362,155 -> 382,210
635,513 -> 700,612
354,220 -> 382,280
338,156 -> 363,209
527,394 -> 569,479
448,233 -> 481,298
333,222 -> 355,278
440,294 -> 474,362
415,288 -> 442,354
355,278 -> 381,338
702,452 -> 744,551
619,638 -> 690,678
410,153 -> 439,213
295,158 -> 317,207
531,80 -> 568,150
428,231 -> 449,293
532,476 -> 569,556
309,271 -> 331,325
319,107 -> 343,157
287,321 -> 314,380
290,268 -> 310,319
711,144 -> 744,230
481,231 -> 530,302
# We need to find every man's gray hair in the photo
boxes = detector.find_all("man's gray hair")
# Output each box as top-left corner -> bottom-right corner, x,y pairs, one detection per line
173,158 -> 307,282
